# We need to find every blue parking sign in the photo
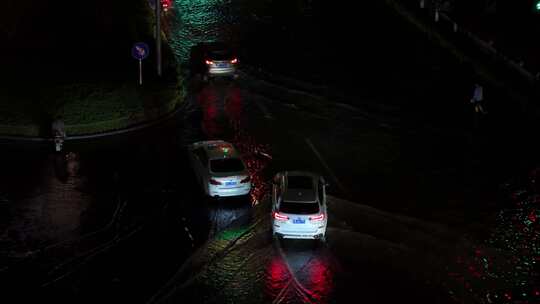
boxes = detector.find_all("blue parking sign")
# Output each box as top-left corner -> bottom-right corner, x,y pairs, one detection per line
132,42 -> 150,60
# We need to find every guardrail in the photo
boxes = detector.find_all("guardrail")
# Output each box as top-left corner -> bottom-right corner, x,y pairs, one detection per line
400,0 -> 539,85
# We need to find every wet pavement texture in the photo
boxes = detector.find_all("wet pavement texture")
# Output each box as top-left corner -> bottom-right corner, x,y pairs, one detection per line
1,0 -> 539,303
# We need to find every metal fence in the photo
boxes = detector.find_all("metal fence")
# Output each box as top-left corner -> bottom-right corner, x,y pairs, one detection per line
401,0 -> 538,84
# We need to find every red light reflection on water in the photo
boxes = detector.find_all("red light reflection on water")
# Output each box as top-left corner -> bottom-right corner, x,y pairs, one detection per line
224,87 -> 270,205
265,253 -> 334,304
224,86 -> 242,122
197,86 -> 220,138
267,255 -> 290,295
230,124 -> 271,205
196,85 -> 271,205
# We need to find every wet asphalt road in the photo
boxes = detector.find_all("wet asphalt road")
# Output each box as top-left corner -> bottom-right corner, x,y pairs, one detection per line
1,0 -> 539,303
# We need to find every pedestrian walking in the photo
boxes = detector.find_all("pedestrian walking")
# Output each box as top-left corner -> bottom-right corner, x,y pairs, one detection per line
51,116 -> 66,138
470,83 -> 487,114
51,116 -> 66,152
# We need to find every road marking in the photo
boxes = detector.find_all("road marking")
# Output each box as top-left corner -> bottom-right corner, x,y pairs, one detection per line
304,138 -> 349,196
258,151 -> 273,160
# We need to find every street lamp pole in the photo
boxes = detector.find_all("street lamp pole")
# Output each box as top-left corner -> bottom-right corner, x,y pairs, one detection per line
155,0 -> 162,77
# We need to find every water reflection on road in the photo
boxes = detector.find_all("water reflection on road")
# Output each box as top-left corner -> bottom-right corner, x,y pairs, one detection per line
266,242 -> 335,304
0,150 -> 109,264
193,81 -> 271,207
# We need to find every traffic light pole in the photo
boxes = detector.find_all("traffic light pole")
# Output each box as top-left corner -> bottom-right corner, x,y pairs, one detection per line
155,0 -> 162,77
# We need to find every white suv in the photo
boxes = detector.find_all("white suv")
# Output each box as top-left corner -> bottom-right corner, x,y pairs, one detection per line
271,171 -> 328,241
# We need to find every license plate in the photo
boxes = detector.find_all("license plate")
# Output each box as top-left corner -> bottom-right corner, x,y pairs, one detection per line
225,181 -> 237,186
293,218 -> 305,224
216,63 -> 227,68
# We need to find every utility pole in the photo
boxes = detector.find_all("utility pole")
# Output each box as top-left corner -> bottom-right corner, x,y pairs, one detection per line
155,0 -> 162,77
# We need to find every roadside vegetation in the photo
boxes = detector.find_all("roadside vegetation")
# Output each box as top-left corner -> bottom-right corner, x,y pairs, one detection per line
0,0 -> 183,136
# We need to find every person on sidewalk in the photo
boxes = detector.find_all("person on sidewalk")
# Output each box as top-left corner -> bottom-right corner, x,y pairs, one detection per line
470,83 -> 487,114
51,116 -> 66,138
51,116 -> 66,152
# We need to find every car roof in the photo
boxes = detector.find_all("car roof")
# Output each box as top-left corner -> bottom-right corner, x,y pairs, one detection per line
191,140 -> 241,159
279,172 -> 321,203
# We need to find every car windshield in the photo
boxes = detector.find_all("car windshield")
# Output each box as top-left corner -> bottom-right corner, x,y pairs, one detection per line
210,158 -> 245,173
279,201 -> 320,215
287,176 -> 314,190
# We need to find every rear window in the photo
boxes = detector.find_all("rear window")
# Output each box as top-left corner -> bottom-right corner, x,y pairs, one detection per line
210,158 -> 245,173
279,202 -> 320,215
287,176 -> 314,190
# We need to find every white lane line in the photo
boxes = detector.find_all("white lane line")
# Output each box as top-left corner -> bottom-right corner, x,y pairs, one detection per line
271,274 -> 293,304
304,138 -> 349,196
258,151 -> 273,160
254,98 -> 274,120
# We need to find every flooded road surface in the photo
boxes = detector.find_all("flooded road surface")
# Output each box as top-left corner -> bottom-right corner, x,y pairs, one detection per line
0,0 -> 538,303
159,0 -> 540,303
0,146 -> 117,266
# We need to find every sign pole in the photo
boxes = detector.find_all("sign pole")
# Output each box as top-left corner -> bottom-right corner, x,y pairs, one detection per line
132,42 -> 150,85
139,59 -> 143,85
156,0 -> 162,77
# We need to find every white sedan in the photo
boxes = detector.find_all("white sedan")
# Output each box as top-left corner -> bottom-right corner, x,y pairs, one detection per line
271,171 -> 328,241
188,140 -> 251,198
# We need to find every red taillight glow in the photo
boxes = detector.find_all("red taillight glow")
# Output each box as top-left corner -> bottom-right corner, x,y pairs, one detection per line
273,211 -> 289,221
230,58 -> 238,64
209,178 -> 222,185
205,60 -> 213,65
309,213 -> 325,221
240,176 -> 251,183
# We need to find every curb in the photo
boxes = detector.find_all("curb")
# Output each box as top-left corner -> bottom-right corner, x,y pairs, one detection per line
0,104 -> 183,143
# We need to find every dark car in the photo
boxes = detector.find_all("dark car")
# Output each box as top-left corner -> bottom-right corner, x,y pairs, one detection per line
189,42 -> 239,81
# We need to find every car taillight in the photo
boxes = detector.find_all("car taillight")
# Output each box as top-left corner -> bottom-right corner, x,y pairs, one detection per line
273,211 -> 289,221
240,176 -> 250,183
205,60 -> 213,65
209,178 -> 222,185
309,213 -> 325,221
230,58 -> 238,64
